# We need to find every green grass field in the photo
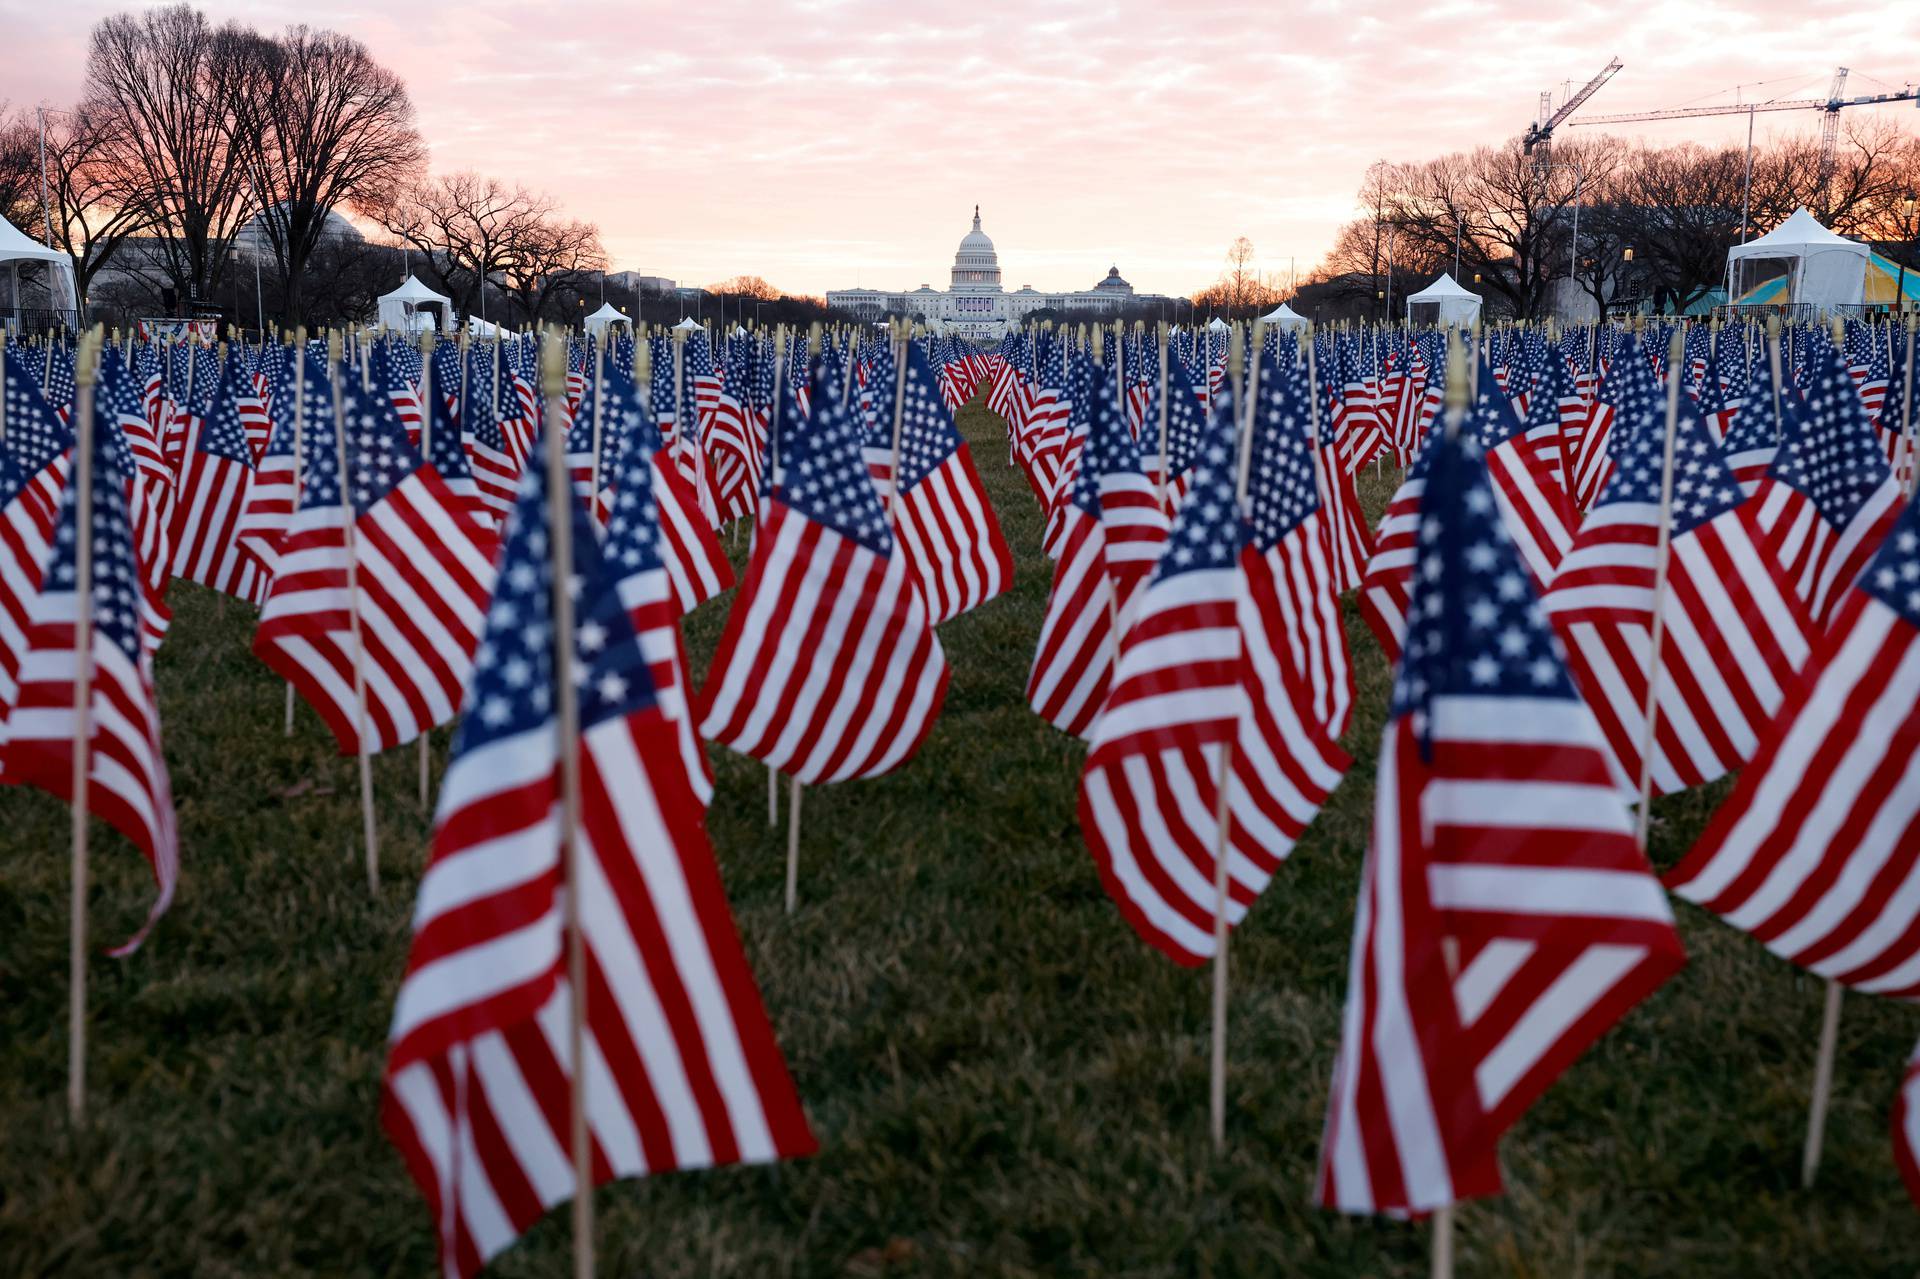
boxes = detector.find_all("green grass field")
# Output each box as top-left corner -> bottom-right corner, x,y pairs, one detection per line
4,394 -> 1919,1277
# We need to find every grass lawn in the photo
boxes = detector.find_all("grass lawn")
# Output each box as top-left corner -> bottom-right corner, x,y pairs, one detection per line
3,392 -> 1918,1277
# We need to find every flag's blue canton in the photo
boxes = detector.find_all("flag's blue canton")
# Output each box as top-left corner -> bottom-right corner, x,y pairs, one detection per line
190,351 -> 220,418
1767,342 -> 1893,529
43,342 -> 77,413
1860,323 -> 1890,385
465,350 -> 511,453
1884,331 -> 1914,428
45,424 -> 144,662
1861,494 -> 1920,629
1467,365 -> 1526,448
338,379 -> 424,517
860,339 -> 896,440
1246,355 -> 1322,549
1597,401 -> 1742,535
648,337 -> 676,423
1523,348 -> 1579,435
892,344 -> 960,492
99,348 -> 147,431
199,359 -> 257,466
1603,338 -> 1666,453
567,374 -> 597,451
92,359 -> 140,486
424,372 -> 472,481
1392,432 -> 1576,742
1155,395 -> 1245,582
751,338 -> 776,416
776,366 -> 892,555
686,331 -> 716,380
455,443 -> 655,759
429,342 -> 462,407
3,351 -> 73,484
603,364 -> 664,457
1071,369 -> 1145,521
602,406 -> 663,580
1160,355 -> 1207,474
134,343 -> 161,391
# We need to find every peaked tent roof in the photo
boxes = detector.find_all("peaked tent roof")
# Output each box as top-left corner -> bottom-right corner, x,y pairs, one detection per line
672,316 -> 703,331
1259,302 -> 1309,329
1403,271 -> 1480,301
0,218 -> 66,265
1727,206 -> 1867,261
378,274 -> 452,305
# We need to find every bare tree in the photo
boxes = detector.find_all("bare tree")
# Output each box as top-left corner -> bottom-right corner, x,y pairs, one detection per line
39,105 -> 154,308
81,5 -> 258,311
0,104 -> 42,234
225,25 -> 423,326
372,173 -> 548,321
500,215 -> 604,323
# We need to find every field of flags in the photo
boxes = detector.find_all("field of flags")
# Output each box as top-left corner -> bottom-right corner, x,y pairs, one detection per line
2,302 -> 1919,1274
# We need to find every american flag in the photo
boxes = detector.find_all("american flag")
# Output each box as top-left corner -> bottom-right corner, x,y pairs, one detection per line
1317,427 -> 1684,1216
1328,336 -> 1387,474
1027,374 -> 1168,738
166,354 -> 270,604
254,371 -> 495,754
5,408 -> 178,955
463,346 -> 525,524
1719,375 -> 1780,498
1080,381 -> 1347,964
374,340 -> 425,450
235,356 -> 325,579
1472,362 -> 1577,592
607,362 -> 732,615
382,449 -> 814,1279
0,355 -> 74,777
698,361 -> 949,782
1246,349 -> 1354,741
1666,491 -> 1920,997
1141,352 -> 1208,517
98,348 -> 174,603
1547,395 -> 1815,795
600,368 -> 713,807
692,332 -> 756,524
1309,346 -> 1374,594
1752,334 -> 1903,627
878,341 -> 1013,625
421,363 -> 496,549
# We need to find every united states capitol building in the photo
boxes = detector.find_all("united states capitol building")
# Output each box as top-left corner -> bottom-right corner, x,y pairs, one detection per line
826,207 -> 1171,339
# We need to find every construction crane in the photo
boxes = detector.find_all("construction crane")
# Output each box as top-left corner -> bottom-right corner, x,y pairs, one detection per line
1571,67 -> 1920,208
1522,57 -> 1624,169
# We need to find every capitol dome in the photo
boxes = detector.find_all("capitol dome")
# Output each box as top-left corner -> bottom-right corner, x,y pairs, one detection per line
1092,265 -> 1133,294
950,205 -> 1002,293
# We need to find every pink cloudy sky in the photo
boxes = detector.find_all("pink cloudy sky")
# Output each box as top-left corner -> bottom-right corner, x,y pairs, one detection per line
2,1 -> 1917,297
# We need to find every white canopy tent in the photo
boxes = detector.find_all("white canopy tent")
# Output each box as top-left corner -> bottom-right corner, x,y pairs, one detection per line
465,315 -> 509,339
376,275 -> 452,333
1206,316 -> 1230,333
1726,206 -> 1869,312
1259,302 -> 1310,332
671,316 -> 703,332
0,218 -> 79,333
1404,273 -> 1482,327
584,301 -> 630,338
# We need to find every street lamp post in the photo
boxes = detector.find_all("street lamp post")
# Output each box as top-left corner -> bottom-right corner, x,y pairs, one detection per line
1897,193 -> 1916,315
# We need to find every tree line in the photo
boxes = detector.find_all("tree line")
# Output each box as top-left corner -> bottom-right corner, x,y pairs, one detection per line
1302,117 -> 1920,322
0,5 -> 840,332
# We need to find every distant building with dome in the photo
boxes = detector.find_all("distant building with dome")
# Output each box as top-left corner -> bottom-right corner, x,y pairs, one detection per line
826,206 -> 1170,339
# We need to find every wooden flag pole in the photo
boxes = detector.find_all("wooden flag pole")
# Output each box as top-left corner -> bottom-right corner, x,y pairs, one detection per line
68,330 -> 99,1125
1766,315 -> 1786,444
329,334 -> 380,896
1155,320 -> 1170,509
784,327 -> 819,912
1208,323 -> 1260,1152
1634,329 -> 1687,854
1794,317 -> 1859,1191
418,330 -> 436,807
539,330 -> 595,1279
766,328 -> 788,830
286,332 -> 308,735
1901,313 -> 1916,500
590,329 -> 606,521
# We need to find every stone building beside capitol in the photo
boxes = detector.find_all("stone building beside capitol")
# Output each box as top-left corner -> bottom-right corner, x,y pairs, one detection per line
826,206 -> 1171,339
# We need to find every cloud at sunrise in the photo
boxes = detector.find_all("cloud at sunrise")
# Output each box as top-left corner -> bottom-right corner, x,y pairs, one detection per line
2,0 -> 1916,295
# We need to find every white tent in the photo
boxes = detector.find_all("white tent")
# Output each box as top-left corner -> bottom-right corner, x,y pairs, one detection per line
1404,272 -> 1482,327
672,316 -> 703,332
1206,316 -> 1230,332
0,218 -> 78,333
376,275 -> 452,333
1726,206 -> 1869,312
584,301 -> 630,338
1259,302 -> 1309,332
465,316 -> 509,339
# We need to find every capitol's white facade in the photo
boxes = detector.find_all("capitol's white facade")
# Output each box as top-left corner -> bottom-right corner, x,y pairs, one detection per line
827,207 -> 1170,339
